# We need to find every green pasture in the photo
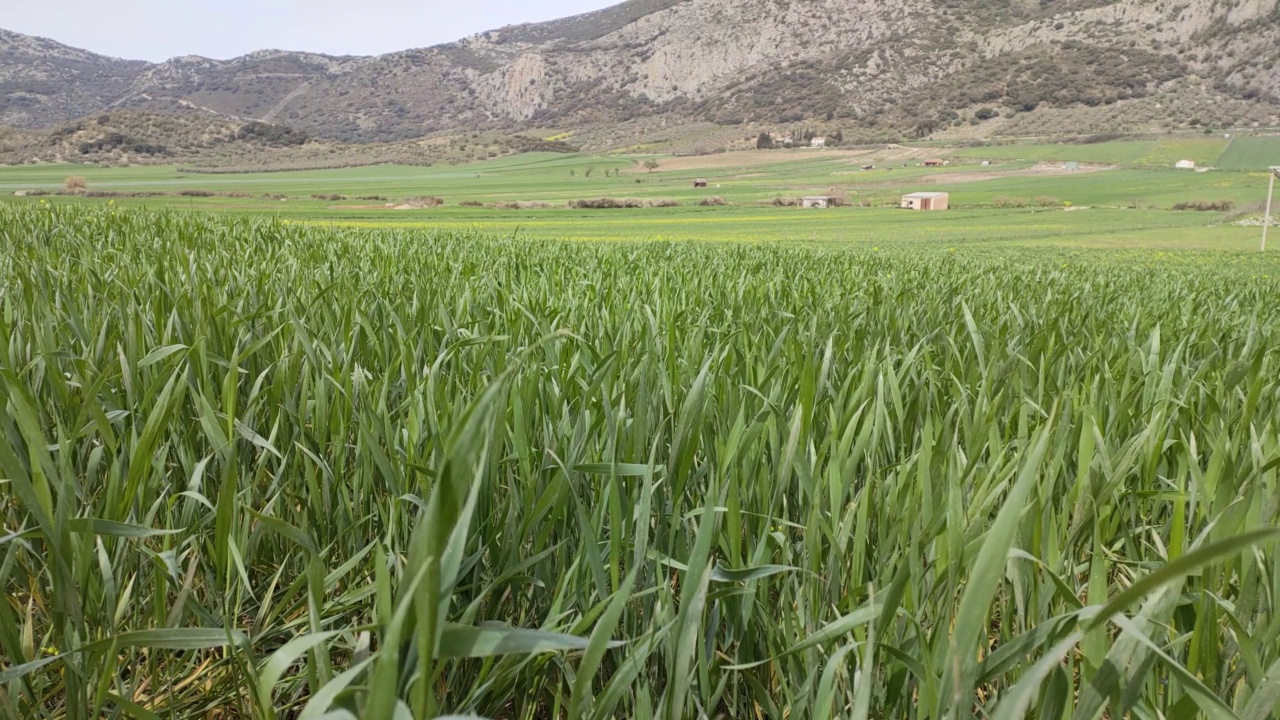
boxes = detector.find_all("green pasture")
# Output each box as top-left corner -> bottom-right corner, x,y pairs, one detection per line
1218,136 -> 1280,170
311,206 -> 1257,249
952,135 -> 1280,170
1,145 -> 1276,250
951,141 -> 1158,164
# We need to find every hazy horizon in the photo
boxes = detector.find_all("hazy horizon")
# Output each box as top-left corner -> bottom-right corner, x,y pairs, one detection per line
1,0 -> 619,62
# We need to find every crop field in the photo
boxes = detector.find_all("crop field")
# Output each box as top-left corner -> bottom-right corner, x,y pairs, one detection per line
951,141 -> 1159,165
0,145 -> 1276,250
1217,137 -> 1280,171
952,135 -> 1280,170
3,204 -> 1280,719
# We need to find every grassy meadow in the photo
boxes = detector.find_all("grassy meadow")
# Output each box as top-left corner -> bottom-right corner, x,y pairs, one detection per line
1,136 -> 1278,249
3,203 -> 1280,718
949,134 -> 1280,170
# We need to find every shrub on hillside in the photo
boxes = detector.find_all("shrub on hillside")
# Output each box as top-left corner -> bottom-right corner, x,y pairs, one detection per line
1035,196 -> 1062,207
236,121 -> 309,147
505,135 -> 580,154
64,176 -> 87,192
698,196 -> 729,206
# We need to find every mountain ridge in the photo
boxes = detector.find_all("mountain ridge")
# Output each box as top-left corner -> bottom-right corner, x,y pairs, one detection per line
2,0 -> 1279,144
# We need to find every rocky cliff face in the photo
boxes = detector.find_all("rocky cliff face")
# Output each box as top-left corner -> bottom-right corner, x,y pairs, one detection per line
2,0 -> 1278,142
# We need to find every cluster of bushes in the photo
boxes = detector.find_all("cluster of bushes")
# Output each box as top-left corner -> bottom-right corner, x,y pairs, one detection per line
235,121 -> 310,147
504,135 -> 581,154
879,41 -> 1189,137
26,184 -> 267,200
1172,199 -> 1236,211
312,194 -> 348,201
707,55 -> 851,124
698,196 -> 729,206
355,195 -> 387,201
77,133 -> 168,156
82,191 -> 165,198
569,198 -> 680,209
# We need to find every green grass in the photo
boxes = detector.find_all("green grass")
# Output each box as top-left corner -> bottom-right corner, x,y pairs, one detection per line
4,204 -> 1280,718
2,148 -> 1277,250
313,206 -> 1257,249
1217,136 -> 1280,171
1128,138 -> 1230,167
951,141 -> 1158,164
952,135 -> 1280,170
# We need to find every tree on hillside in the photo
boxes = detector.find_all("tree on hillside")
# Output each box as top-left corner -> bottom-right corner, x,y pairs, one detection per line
757,132 -> 775,149
644,159 -> 660,173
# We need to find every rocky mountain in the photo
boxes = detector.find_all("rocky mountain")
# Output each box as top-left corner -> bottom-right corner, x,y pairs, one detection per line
0,28 -> 149,127
2,0 -> 1279,144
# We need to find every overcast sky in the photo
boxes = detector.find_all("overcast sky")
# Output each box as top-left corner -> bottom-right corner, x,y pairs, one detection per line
2,1 -> 619,61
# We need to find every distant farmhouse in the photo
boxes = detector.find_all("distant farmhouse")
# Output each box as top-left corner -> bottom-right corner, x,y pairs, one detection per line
694,179 -> 708,188
811,137 -> 827,148
924,159 -> 946,167
1176,160 -> 1197,169
901,192 -> 950,211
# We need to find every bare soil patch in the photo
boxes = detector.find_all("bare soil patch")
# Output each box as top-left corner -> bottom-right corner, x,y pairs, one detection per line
915,162 -> 1113,185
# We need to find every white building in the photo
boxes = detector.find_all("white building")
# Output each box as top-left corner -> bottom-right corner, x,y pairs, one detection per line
1176,160 -> 1197,170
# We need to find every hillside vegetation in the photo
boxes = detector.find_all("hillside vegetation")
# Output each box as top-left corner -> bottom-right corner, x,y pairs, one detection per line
2,0 -> 1278,143
0,111 -> 580,168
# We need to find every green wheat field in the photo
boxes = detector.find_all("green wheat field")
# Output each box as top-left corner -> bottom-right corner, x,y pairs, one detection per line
3,203 -> 1280,719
